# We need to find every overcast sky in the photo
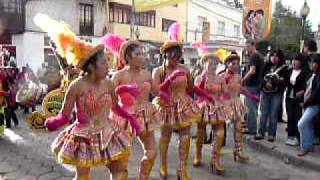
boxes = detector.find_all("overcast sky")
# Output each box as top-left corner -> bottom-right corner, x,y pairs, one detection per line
274,0 -> 319,31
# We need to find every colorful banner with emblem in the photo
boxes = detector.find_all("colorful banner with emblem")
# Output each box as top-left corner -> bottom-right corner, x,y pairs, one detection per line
242,0 -> 272,41
135,0 -> 188,12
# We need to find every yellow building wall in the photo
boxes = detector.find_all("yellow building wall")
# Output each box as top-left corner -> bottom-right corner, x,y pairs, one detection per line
108,0 -> 187,43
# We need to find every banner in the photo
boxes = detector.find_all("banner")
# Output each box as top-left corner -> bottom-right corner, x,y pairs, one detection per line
135,0 -> 188,12
242,0 -> 272,41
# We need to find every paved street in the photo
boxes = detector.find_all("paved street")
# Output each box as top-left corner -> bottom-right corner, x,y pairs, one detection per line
0,109 -> 320,180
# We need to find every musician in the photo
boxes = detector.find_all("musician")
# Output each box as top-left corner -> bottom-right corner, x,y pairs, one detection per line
255,50 -> 289,142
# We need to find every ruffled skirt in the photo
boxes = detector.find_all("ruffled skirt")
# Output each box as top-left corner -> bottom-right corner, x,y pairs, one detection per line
227,98 -> 248,120
153,96 -> 199,129
51,124 -> 132,168
198,101 -> 231,125
111,102 -> 163,134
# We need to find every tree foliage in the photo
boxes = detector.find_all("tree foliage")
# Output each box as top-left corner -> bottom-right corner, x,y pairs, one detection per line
264,0 -> 313,59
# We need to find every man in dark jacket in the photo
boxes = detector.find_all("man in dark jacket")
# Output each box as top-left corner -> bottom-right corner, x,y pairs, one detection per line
297,54 -> 320,156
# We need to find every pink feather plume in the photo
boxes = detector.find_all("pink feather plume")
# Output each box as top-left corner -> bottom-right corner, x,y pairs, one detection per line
100,33 -> 125,56
191,42 -> 209,55
168,22 -> 181,41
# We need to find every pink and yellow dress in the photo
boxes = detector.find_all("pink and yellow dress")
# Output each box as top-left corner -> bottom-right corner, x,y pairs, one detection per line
155,75 -> 198,129
223,75 -> 247,120
112,82 -> 162,134
197,75 -> 231,124
51,90 -> 132,167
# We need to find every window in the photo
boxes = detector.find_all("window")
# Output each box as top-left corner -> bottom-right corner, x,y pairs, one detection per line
162,19 -> 176,32
135,11 -> 155,27
0,0 -> 23,14
217,21 -> 225,35
109,3 -> 155,27
79,3 -> 94,36
233,25 -> 240,37
109,3 -> 131,24
197,16 -> 207,31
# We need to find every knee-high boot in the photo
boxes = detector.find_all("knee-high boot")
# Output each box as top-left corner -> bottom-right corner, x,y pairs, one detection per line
211,124 -> 225,175
234,119 -> 249,162
159,136 -> 170,178
137,149 -> 157,180
177,135 -> 191,180
193,123 -> 206,166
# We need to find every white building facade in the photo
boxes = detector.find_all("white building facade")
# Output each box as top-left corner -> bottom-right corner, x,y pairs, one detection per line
184,0 -> 245,66
2,0 -> 107,72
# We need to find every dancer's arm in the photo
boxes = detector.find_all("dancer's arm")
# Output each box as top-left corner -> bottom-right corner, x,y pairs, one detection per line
45,80 -> 79,131
109,81 -> 141,134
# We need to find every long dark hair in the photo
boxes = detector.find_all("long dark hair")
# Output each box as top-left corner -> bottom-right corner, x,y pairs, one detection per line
124,43 -> 141,64
161,45 -> 182,82
80,49 -> 104,76
271,49 -> 285,66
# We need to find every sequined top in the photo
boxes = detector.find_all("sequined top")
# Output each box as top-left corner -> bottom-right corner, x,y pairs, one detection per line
72,90 -> 114,136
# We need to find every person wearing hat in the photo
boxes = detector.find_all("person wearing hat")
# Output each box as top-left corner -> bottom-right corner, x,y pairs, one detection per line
31,14 -> 142,180
220,54 -> 254,163
284,54 -> 308,146
298,54 -> 320,156
152,22 -> 196,180
109,37 -> 162,179
192,53 -> 231,175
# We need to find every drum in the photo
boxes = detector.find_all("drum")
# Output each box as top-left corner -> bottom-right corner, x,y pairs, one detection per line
16,81 -> 46,105
42,88 -> 65,118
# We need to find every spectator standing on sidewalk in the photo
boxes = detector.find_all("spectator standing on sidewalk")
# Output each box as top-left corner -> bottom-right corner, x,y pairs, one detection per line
284,54 -> 308,146
242,40 -> 264,135
255,50 -> 288,142
302,39 -> 318,76
0,70 -> 7,135
302,40 -> 320,145
297,54 -> 320,156
4,71 -> 19,128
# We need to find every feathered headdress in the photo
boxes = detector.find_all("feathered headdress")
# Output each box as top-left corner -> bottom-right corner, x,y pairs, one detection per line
160,22 -> 184,53
34,13 -> 104,69
100,33 -> 125,56
191,42 -> 208,56
100,33 -> 127,70
192,42 -> 228,63
214,49 -> 229,63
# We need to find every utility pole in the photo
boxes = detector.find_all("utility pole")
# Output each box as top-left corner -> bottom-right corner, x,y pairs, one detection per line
130,0 -> 136,39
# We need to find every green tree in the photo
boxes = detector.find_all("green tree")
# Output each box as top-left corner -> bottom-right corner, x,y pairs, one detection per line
267,0 -> 313,59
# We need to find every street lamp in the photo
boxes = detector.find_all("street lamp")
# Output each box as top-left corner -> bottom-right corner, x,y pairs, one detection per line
300,0 -> 310,40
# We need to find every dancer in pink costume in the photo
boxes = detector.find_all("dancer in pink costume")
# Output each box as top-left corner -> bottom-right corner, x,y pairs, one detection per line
32,14 -> 141,180
102,33 -> 162,180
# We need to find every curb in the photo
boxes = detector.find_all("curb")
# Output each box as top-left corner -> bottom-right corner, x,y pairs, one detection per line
244,136 -> 320,172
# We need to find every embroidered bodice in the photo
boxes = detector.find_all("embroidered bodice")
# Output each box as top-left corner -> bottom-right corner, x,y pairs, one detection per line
73,90 -> 113,134
169,75 -> 189,99
203,75 -> 223,96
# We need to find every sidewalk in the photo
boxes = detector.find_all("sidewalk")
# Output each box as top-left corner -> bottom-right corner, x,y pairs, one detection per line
244,123 -> 320,172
